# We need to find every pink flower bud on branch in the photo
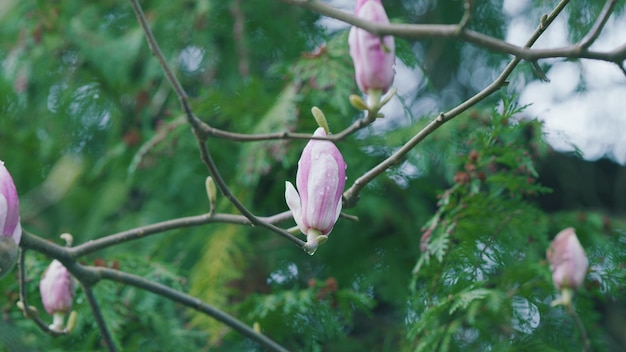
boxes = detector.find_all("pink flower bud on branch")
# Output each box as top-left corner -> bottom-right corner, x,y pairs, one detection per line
40,260 -> 74,332
348,0 -> 395,101
547,227 -> 588,292
0,160 -> 22,279
285,128 -> 347,254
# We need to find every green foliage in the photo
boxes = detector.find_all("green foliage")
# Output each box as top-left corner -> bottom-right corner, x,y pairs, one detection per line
406,102 -> 626,351
287,32 -> 356,120
237,83 -> 298,186
238,277 -> 375,351
1,1 -> 625,352
188,223 -> 250,346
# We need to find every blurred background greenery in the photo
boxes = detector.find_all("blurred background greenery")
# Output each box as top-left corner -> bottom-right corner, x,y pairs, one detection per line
1,0 -> 625,351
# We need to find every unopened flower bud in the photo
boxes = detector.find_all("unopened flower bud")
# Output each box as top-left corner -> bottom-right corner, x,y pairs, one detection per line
65,310 -> 78,333
311,106 -> 330,134
285,128 -> 347,254
547,227 -> 588,291
0,161 -> 22,279
349,94 -> 369,111
205,176 -> 217,212
348,0 -> 395,98
16,300 -> 39,317
39,260 -> 74,332
59,233 -> 74,247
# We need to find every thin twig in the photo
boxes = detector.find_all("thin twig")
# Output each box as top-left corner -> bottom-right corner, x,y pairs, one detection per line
129,0 -> 375,144
456,0 -> 472,33
20,233 -> 291,352
128,0 -> 623,146
342,0 -> 571,208
566,303 -> 590,352
16,248 -> 64,336
578,0 -> 617,49
20,232 -> 100,285
195,138 -> 306,248
97,266 -> 290,352
283,0 -> 626,65
70,211 -> 295,257
129,0 -> 305,248
128,115 -> 186,175
82,284 -> 118,352
128,0 -> 206,135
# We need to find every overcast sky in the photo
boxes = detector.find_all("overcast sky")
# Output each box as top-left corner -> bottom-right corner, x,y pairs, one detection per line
504,0 -> 626,164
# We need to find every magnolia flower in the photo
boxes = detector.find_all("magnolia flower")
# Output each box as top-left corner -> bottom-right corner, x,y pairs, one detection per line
285,128 -> 347,254
0,160 -> 21,279
40,260 -> 74,332
348,0 -> 395,99
547,227 -> 588,291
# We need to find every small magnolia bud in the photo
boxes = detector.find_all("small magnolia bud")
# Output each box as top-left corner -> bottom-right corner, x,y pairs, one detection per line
60,233 -> 73,247
349,94 -> 369,111
285,128 -> 347,254
0,160 -> 22,279
348,0 -> 395,97
16,300 -> 39,317
40,260 -> 74,332
65,310 -> 78,333
205,176 -> 217,209
547,227 -> 588,291
311,106 -> 330,134
378,87 -> 397,108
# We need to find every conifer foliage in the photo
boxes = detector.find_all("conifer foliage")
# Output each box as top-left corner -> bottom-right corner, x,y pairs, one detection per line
1,0 -> 625,351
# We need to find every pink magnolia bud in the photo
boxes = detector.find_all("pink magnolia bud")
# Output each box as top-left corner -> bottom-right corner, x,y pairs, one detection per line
40,260 -> 74,325
0,160 -> 21,278
285,128 -> 347,252
546,227 -> 588,291
348,0 -> 395,96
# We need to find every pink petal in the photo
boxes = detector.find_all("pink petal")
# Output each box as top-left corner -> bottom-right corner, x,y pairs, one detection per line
285,181 -> 306,234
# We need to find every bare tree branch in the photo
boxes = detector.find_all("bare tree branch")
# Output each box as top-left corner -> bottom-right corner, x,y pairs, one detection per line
194,137 -> 306,248
126,0 -> 624,146
343,0 -> 572,207
20,232 -> 100,285
457,0 -> 472,32
96,267 -> 290,352
19,231 -> 290,352
13,0 -> 621,350
129,0 -> 379,145
282,0 -> 626,65
82,284 -> 118,352
70,211 -> 295,257
16,248 -> 65,336
129,0 -> 306,249
128,0 -> 206,136
578,0 -> 617,49
127,0 -> 626,151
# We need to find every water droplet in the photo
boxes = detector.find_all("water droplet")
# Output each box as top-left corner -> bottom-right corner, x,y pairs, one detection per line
303,244 -> 317,255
